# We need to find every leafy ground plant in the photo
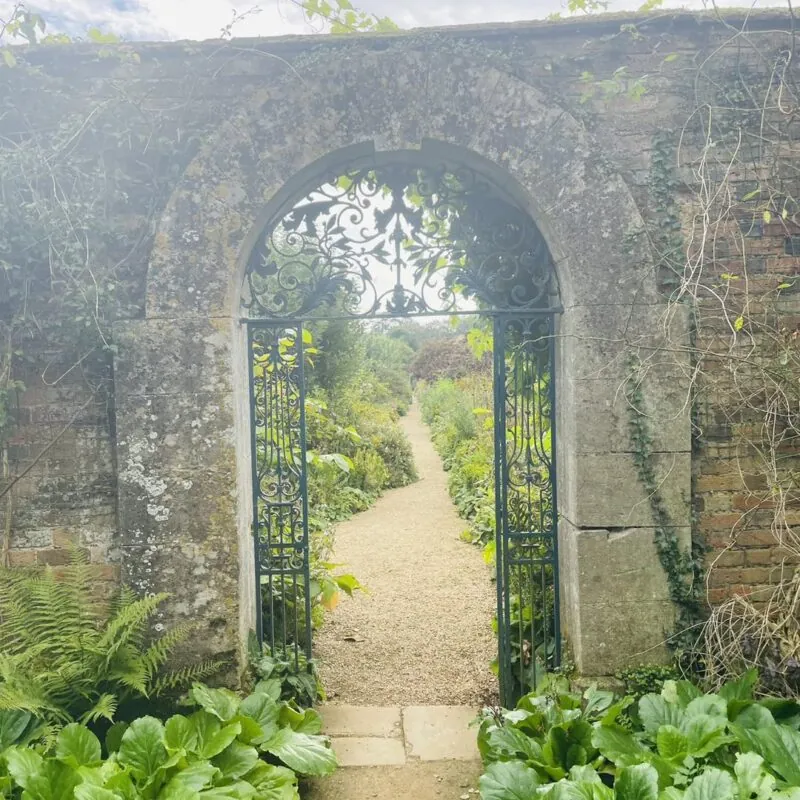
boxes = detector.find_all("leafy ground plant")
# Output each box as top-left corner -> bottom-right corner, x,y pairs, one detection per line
477,671 -> 800,799
0,557 -> 220,728
0,681 -> 336,799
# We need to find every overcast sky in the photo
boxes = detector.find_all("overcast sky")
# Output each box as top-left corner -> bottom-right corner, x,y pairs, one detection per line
2,0 -> 780,42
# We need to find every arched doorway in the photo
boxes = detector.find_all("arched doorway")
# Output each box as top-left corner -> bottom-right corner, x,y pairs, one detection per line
241,144 -> 561,705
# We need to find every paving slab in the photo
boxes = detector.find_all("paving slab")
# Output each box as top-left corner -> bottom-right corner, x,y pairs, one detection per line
321,705 -> 402,738
331,736 -> 407,767
403,706 -> 480,762
304,759 -> 483,800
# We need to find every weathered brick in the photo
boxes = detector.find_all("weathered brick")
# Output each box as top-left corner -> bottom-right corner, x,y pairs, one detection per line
714,549 -> 745,567
52,529 -> 79,549
735,530 -> 778,547
7,550 -> 37,567
36,548 -> 89,566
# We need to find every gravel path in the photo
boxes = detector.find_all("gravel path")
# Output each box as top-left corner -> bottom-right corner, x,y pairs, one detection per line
314,403 -> 498,706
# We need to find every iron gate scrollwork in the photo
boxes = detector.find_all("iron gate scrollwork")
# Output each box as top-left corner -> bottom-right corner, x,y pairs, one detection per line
244,150 -> 561,704
493,315 -> 559,704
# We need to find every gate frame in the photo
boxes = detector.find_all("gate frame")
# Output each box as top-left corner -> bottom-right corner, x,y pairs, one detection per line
241,149 -> 563,705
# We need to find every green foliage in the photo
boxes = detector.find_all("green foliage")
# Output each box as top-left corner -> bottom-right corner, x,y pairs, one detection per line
249,642 -> 323,708
476,670 -> 800,800
420,377 -> 494,545
0,556 -> 220,727
625,356 -> 707,661
0,680 -> 337,798
617,665 -> 681,701
421,368 -> 556,698
297,0 -> 399,33
259,325 -> 416,652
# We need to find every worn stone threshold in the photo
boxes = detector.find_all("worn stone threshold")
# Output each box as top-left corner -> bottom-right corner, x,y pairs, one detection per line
321,704 -> 480,765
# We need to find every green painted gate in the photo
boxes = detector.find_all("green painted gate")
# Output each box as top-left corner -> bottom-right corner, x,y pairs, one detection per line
244,149 -> 560,705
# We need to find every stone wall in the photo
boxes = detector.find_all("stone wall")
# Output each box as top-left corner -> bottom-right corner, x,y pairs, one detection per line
1,10 -> 798,677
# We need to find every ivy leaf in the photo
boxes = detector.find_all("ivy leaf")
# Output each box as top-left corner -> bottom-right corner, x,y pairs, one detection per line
2,49 -> 17,68
734,316 -> 745,332
763,209 -> 772,224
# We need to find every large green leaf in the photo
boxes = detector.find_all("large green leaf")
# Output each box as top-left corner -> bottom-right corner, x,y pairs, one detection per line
683,768 -> 735,800
213,741 -> 260,779
56,723 -> 102,768
638,695 -> 683,736
591,726 -> 648,765
191,711 -> 242,759
656,726 -> 688,762
485,725 -> 543,762
74,788 -> 121,800
117,716 -> 168,779
550,780 -> 614,800
4,754 -> 79,800
686,695 -> 727,719
278,704 -> 322,734
163,761 -> 218,790
105,722 -> 129,755
733,704 -> 773,732
0,710 -> 34,751
191,684 -> 241,723
240,693 -> 280,743
4,746 -> 44,788
681,714 -> 732,758
614,764 -> 659,800
735,723 -> 800,784
263,727 -> 337,777
718,670 -> 758,703
661,681 -> 702,709
165,715 -> 198,754
734,752 -> 775,800
478,760 -> 541,800
252,680 -> 282,703
243,763 -> 299,799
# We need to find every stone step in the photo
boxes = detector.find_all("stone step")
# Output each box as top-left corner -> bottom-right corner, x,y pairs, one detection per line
304,760 -> 483,800
305,705 -> 484,799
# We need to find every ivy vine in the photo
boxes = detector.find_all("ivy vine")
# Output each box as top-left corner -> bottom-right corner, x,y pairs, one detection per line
624,353 -> 708,658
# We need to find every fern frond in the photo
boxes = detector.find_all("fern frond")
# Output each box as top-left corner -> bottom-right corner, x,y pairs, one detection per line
97,593 -> 169,660
150,660 -> 225,697
140,624 -> 191,683
78,693 -> 118,726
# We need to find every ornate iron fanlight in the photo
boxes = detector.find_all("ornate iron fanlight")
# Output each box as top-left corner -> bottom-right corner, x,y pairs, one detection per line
243,161 -> 556,319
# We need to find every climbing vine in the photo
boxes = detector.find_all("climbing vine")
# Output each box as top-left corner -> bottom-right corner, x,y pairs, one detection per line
624,353 -> 707,659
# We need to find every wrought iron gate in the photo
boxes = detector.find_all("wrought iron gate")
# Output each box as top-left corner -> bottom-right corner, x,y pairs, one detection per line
243,150 -> 561,704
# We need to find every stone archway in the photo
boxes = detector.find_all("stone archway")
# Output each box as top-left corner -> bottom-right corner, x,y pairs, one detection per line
112,46 -> 690,676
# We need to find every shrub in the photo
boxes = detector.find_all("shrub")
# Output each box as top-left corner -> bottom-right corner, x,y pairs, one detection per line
0,681 -> 337,798
372,425 -> 418,488
477,670 -> 800,799
351,448 -> 390,494
0,555 -> 220,728
411,336 -> 488,382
